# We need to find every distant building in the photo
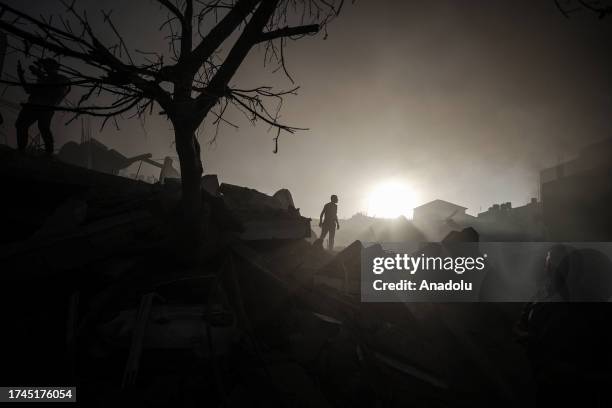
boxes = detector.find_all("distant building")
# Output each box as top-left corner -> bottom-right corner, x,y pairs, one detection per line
413,198 -> 544,241
413,199 -> 475,240
413,199 -> 473,224
476,198 -> 543,240
540,138 -> 612,240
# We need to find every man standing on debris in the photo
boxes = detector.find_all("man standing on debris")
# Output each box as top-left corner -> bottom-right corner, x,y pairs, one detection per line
16,58 -> 70,155
319,194 -> 340,250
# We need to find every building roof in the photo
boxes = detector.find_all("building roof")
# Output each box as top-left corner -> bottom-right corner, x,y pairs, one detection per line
540,137 -> 612,184
413,199 -> 468,211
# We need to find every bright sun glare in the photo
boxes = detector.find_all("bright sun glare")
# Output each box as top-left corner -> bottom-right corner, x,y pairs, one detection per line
367,181 -> 417,219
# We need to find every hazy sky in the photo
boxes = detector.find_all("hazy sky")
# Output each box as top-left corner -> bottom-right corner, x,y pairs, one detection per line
3,0 -> 612,218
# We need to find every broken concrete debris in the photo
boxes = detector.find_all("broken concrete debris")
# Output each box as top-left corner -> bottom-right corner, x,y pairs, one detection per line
201,174 -> 220,197
219,183 -> 311,241
58,138 -> 152,175
272,188 -> 296,210
57,138 -> 182,185
0,148 -> 535,406
219,183 -> 287,211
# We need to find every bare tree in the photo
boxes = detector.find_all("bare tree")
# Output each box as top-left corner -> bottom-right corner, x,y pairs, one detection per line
0,0 -> 347,230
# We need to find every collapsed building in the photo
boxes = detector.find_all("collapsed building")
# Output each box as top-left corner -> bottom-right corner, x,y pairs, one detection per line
0,144 -> 542,406
57,138 -> 180,183
217,183 -> 310,241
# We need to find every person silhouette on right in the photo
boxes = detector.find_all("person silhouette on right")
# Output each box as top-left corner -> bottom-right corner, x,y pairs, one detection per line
319,194 -> 340,250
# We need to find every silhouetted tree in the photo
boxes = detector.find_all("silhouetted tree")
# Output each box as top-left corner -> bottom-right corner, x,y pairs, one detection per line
0,0 -> 346,232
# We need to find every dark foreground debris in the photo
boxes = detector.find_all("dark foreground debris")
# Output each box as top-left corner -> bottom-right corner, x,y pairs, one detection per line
0,147 -> 536,407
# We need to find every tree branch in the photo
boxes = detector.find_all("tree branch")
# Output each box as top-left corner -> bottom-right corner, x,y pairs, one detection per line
0,0 -> 346,153
195,0 -> 280,116
155,0 -> 184,23
257,24 -> 320,42
180,0 -> 193,60
187,0 -> 260,69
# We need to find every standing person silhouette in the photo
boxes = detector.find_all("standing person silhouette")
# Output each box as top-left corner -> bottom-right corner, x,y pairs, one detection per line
16,58 -> 70,155
319,194 -> 340,250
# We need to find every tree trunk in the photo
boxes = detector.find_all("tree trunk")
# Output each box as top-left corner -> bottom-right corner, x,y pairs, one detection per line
174,124 -> 204,243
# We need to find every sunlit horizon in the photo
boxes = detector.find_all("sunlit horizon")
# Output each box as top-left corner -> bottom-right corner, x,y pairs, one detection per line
366,180 -> 418,219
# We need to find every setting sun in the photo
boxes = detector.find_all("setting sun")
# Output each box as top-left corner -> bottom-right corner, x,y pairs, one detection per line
366,181 -> 417,219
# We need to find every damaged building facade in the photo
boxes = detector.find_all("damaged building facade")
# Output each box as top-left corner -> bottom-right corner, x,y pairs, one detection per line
540,138 -> 612,241
475,198 -> 543,240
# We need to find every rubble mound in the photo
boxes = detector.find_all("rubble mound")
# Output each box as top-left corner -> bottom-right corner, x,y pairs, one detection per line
0,147 -> 536,407
273,188 -> 296,209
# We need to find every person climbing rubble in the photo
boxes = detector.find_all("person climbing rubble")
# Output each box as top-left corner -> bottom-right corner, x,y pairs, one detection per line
16,58 -> 70,155
319,194 -> 340,250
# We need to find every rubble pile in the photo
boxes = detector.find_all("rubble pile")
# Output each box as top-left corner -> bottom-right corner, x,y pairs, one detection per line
57,138 -> 153,176
0,148 -> 533,407
219,183 -> 311,241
